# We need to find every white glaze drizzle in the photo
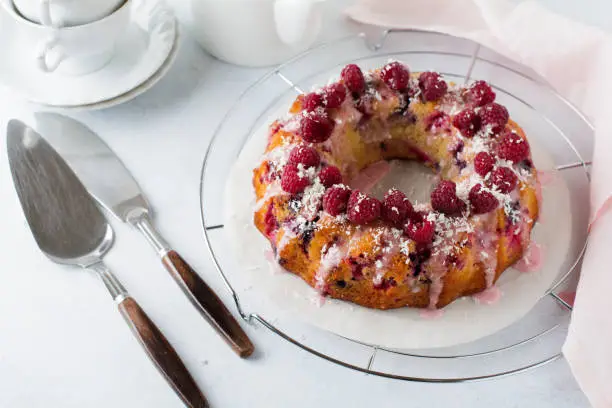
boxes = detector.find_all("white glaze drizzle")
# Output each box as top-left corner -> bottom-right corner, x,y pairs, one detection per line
256,62 -> 539,309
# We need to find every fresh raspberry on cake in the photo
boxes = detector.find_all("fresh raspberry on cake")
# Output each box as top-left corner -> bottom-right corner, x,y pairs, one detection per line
381,61 -> 410,91
474,152 -> 495,176
299,110 -> 334,143
322,83 -> 346,109
322,185 -> 351,216
479,103 -> 509,135
452,108 -> 481,138
347,190 -> 381,225
489,167 -> 518,193
404,219 -> 435,244
409,210 -> 428,223
418,71 -> 448,102
252,62 -> 542,312
467,80 -> 496,106
302,92 -> 323,112
496,130 -> 529,162
382,188 -> 414,227
288,145 -> 320,169
341,64 -> 366,94
319,165 -> 343,188
281,164 -> 310,194
469,184 -> 499,214
424,110 -> 450,132
431,180 -> 466,215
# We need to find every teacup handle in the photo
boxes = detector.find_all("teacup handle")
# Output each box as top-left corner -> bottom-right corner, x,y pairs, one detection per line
39,0 -> 54,26
36,36 -> 66,73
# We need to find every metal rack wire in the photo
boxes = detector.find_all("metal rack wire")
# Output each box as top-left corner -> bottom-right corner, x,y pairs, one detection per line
199,29 -> 593,382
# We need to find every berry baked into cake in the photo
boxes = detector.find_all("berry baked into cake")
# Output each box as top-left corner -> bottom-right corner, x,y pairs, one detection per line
252,61 -> 540,310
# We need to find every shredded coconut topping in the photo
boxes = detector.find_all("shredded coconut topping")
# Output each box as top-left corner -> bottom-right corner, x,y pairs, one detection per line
263,144 -> 292,174
409,76 -> 422,98
301,177 -> 326,219
467,135 -> 490,155
255,61 -> 538,309
296,163 -> 317,180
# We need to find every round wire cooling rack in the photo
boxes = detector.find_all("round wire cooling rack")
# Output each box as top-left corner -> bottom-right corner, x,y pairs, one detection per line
199,29 -> 594,382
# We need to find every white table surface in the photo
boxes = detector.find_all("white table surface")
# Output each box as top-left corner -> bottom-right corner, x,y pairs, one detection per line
0,0 -> 605,407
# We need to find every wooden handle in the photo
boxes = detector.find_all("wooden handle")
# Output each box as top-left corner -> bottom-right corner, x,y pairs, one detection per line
118,297 -> 209,408
162,250 -> 255,358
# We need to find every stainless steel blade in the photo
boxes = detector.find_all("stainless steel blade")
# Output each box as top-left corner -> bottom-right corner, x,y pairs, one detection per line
31,114 -> 255,357
7,119 -> 212,405
34,112 -> 149,222
7,119 -> 112,266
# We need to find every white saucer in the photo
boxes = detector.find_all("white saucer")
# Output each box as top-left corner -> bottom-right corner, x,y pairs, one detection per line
0,0 -> 177,107
51,25 -> 180,111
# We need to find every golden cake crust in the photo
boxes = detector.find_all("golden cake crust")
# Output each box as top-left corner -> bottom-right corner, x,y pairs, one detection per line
252,65 -> 539,310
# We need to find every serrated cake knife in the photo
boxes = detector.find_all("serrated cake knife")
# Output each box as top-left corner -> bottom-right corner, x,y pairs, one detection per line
34,112 -> 254,358
7,120 -> 208,407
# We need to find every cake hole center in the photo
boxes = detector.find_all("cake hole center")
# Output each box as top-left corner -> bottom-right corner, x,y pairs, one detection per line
350,160 -> 439,203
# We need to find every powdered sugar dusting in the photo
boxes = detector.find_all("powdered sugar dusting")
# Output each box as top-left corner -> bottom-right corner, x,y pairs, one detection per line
253,61 -> 541,314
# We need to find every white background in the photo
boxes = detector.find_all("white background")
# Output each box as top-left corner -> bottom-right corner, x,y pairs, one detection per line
0,0 -> 606,407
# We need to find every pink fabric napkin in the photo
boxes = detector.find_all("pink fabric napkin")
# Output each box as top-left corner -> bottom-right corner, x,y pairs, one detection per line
346,1 -> 612,406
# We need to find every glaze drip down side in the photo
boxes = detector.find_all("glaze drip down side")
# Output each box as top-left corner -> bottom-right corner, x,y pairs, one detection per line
252,62 -> 540,310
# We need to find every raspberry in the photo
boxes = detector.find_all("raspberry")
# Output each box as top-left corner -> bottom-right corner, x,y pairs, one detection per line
474,151 -> 495,176
469,184 -> 499,214
381,61 -> 410,91
452,108 -> 481,137
424,110 -> 450,132
322,185 -> 351,216
409,210 -> 427,223
318,166 -> 342,188
347,190 -> 381,225
418,71 -> 448,101
489,167 -> 518,193
341,64 -> 366,94
479,103 -> 509,135
468,80 -> 496,106
404,219 -> 435,244
431,180 -> 466,215
496,130 -> 529,162
382,188 -> 414,227
322,83 -> 346,109
288,145 -> 320,169
280,164 -> 310,194
302,92 -> 323,112
299,110 -> 334,143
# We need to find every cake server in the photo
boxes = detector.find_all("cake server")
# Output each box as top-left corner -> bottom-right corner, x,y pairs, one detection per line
7,120 -> 208,408
34,112 -> 254,358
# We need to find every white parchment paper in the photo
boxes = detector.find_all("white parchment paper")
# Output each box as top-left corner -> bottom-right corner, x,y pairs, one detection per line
224,116 -> 572,349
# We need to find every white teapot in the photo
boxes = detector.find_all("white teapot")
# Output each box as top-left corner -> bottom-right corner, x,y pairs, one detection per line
191,0 -> 324,67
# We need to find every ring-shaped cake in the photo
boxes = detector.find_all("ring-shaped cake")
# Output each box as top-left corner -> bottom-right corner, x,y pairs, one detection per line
253,61 -> 539,310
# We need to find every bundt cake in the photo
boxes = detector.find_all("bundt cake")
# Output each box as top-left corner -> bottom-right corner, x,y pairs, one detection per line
252,61 -> 540,310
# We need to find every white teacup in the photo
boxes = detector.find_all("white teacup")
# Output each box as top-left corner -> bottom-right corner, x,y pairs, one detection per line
13,0 -> 126,27
2,0 -> 131,75
191,0 -> 324,67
